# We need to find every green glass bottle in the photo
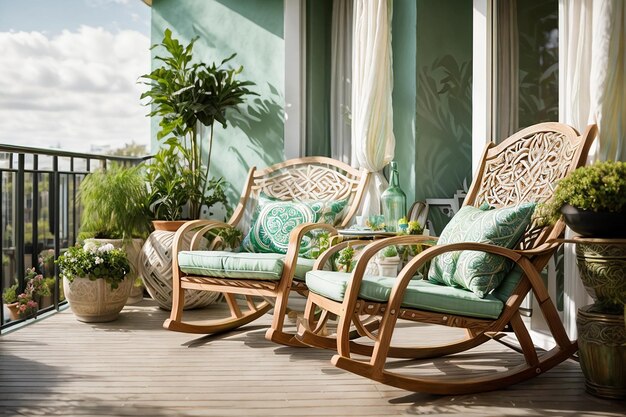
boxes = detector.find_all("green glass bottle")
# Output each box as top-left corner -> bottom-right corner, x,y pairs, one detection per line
381,161 -> 406,232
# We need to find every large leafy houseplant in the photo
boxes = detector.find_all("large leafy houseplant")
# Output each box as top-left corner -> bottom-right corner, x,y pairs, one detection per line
78,165 -> 151,241
140,29 -> 256,220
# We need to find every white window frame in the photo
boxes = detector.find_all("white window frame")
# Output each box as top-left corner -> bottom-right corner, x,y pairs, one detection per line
472,0 -> 587,349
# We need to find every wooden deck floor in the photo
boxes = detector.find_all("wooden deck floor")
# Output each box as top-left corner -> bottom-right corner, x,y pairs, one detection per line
1,299 -> 624,417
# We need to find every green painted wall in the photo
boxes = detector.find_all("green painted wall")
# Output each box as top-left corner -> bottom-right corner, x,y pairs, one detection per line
305,0 -> 332,157
149,0 -> 472,232
414,0 -> 473,233
391,0 -> 472,234
150,0 -> 285,205
391,0 -> 417,206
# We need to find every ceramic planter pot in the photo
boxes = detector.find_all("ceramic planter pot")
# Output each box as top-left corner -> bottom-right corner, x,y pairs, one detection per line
5,302 -> 19,321
63,275 -> 132,322
377,256 -> 401,277
575,241 -> 626,311
561,205 -> 626,238
139,229 -> 220,310
85,238 -> 145,305
577,305 -> 626,399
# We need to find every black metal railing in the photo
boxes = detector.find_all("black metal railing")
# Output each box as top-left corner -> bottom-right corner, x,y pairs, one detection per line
0,144 -> 150,333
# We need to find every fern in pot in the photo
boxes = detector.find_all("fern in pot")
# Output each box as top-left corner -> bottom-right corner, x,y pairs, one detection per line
78,165 -> 151,304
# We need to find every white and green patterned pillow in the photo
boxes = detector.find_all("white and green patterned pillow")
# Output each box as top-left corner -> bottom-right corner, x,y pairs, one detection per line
241,194 -> 347,258
427,202 -> 536,298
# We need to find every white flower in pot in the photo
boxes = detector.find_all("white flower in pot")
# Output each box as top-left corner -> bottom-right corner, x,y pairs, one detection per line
56,242 -> 132,323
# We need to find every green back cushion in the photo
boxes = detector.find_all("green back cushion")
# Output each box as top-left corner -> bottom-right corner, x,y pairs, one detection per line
241,194 -> 347,258
427,202 -> 536,298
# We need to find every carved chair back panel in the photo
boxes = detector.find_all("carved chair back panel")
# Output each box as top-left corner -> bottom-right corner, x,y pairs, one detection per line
234,158 -> 368,232
252,164 -> 362,202
465,123 -> 594,251
473,130 -> 581,208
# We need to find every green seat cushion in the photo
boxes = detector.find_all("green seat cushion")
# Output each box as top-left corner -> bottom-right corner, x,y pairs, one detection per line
178,251 -> 317,281
427,203 -> 536,298
306,270 -> 504,319
241,194 -> 347,258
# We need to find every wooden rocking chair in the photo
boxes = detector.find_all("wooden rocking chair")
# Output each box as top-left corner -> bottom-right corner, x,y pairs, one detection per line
163,157 -> 370,347
297,122 -> 597,394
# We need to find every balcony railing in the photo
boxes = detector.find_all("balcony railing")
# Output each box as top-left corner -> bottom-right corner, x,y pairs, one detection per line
0,144 -> 150,332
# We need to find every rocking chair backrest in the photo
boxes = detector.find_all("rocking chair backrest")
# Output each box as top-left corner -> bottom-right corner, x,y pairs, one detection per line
463,122 -> 597,251
228,157 -> 370,232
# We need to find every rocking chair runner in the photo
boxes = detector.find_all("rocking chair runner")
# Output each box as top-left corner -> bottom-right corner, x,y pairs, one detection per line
297,122 -> 598,394
163,156 -> 370,346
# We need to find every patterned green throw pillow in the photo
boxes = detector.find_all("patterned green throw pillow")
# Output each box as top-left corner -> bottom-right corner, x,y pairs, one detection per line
427,202 -> 536,298
241,194 -> 347,258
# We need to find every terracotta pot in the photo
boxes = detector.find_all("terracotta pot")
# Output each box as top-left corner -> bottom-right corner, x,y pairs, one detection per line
39,295 -> 53,309
5,302 -> 19,321
152,220 -> 188,232
63,276 -> 132,323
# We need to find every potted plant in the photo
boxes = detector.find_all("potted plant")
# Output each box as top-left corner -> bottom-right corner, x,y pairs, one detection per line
138,29 -> 255,310
79,165 -> 151,241
56,241 -> 131,322
539,160 -> 626,237
40,277 -> 56,308
2,283 -> 19,320
376,245 -> 401,276
2,269 -> 49,320
539,161 -> 626,399
144,145 -> 229,227
139,28 -> 256,225
395,219 -> 427,270
78,165 -> 151,305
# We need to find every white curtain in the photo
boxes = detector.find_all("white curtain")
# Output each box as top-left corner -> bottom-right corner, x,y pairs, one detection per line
330,0 -> 353,164
351,0 -> 395,217
495,0 -> 519,142
561,0 -> 625,338
562,0 -> 625,161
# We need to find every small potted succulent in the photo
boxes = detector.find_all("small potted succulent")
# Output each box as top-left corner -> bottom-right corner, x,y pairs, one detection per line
377,245 -> 401,276
365,215 -> 386,231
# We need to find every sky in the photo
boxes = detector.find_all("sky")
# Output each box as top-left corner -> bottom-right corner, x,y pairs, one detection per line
0,0 -> 151,154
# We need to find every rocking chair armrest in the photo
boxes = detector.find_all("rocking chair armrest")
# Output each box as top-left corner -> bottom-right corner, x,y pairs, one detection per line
384,241 -> 549,313
283,223 -> 340,272
514,240 -> 562,256
312,239 -> 350,270
337,235 -> 438,309
172,220 -> 236,256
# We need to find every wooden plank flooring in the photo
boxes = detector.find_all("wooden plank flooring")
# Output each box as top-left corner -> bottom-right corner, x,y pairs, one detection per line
0,299 -> 624,417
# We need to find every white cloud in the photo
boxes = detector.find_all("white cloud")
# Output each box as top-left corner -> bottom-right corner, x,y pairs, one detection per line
0,26 -> 150,153
86,0 -> 131,7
